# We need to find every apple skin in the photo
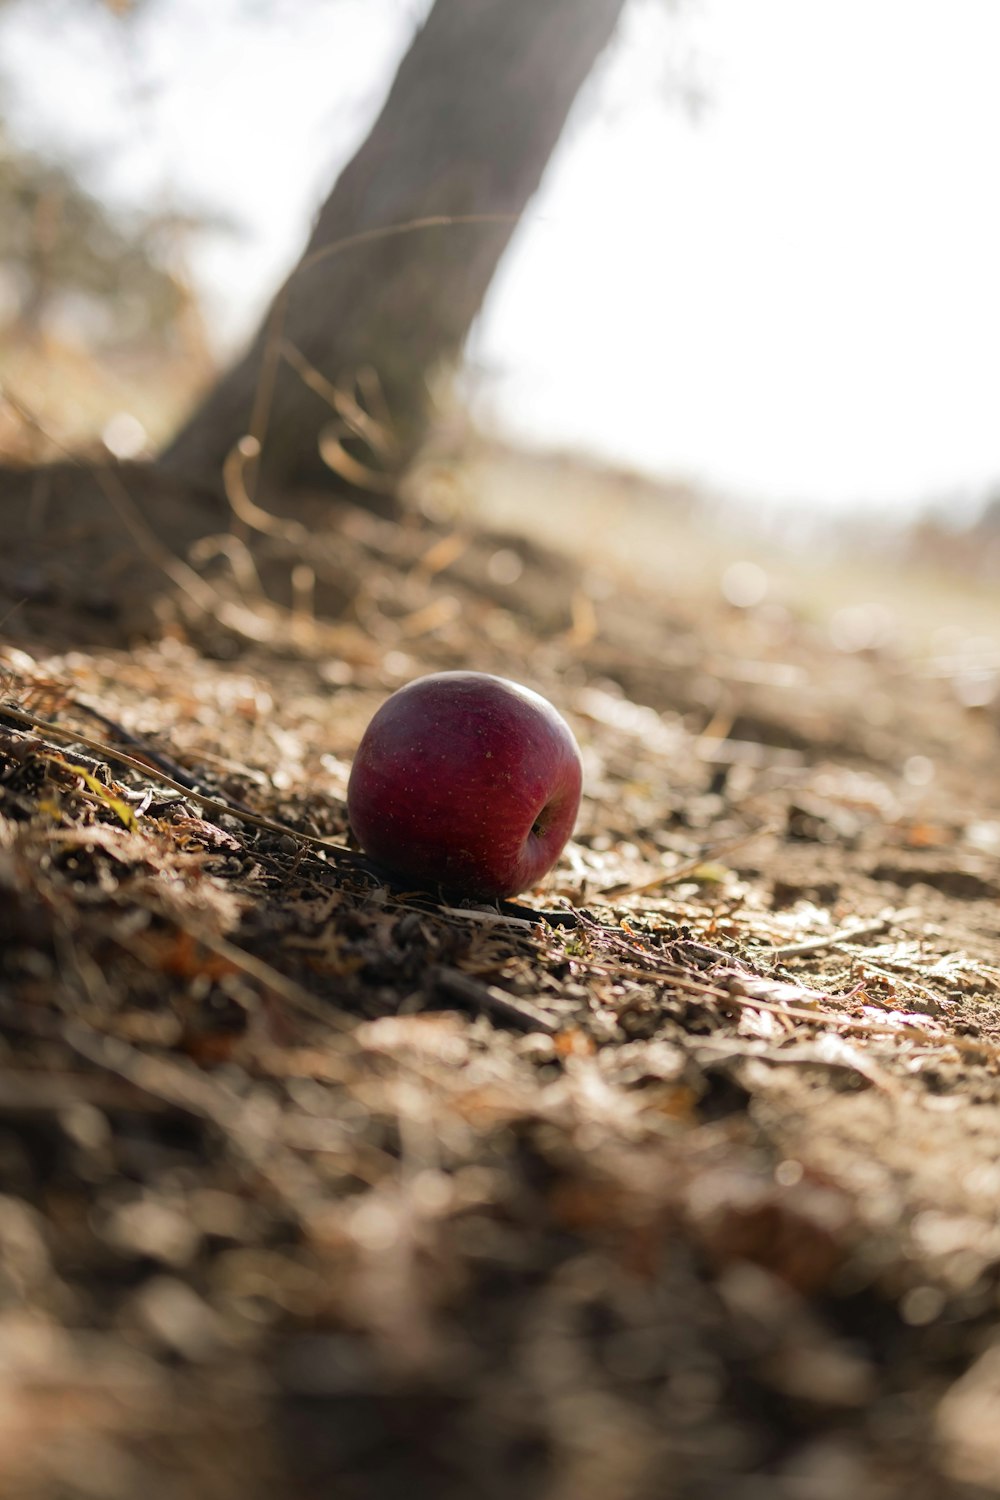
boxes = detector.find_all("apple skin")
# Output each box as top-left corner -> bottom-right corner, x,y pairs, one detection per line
347,671 -> 583,900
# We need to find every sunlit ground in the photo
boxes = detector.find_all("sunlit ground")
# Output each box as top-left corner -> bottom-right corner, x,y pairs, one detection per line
2,323 -> 997,705
447,442 -> 1000,654
0,329 -> 210,462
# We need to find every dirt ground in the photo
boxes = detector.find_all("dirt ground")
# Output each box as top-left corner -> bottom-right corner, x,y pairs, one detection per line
1,451 -> 999,1499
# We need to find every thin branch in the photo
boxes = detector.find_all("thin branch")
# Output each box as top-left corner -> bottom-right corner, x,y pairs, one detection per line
601,823 -> 778,900
767,908 -> 919,960
0,702 -> 363,867
434,967 -> 559,1034
244,212 -> 517,503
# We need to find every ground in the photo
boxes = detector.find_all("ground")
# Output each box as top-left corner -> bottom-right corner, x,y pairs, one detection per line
0,448 -> 999,1500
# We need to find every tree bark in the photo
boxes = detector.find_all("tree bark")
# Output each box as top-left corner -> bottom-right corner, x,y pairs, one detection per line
158,0 -> 628,497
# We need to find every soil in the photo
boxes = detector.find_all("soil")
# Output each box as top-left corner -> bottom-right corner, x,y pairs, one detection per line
0,457 -> 999,1499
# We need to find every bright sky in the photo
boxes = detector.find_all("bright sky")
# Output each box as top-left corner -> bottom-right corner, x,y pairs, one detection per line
4,0 -> 1000,510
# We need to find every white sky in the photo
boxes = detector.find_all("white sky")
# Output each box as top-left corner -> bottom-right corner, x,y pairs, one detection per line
4,0 -> 1000,510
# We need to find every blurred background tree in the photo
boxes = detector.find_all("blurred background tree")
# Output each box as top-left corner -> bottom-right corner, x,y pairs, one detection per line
0,123 -> 185,344
161,0 -> 630,498
1,0 -> 637,489
0,0 -> 219,458
0,0 -> 180,346
5,0 -> 995,547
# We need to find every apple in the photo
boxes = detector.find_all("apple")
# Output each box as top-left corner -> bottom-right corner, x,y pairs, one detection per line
347,671 -> 583,899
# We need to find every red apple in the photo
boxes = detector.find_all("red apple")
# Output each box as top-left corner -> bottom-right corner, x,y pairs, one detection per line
347,671 -> 583,899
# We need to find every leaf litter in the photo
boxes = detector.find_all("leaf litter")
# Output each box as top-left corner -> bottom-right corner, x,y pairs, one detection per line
0,482 -> 999,1499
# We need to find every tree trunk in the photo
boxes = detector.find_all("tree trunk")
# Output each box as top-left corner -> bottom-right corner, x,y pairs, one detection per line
158,0 -> 628,497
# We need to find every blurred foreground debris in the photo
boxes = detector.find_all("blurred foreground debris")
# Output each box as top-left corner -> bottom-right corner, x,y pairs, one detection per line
0,458 -> 998,1498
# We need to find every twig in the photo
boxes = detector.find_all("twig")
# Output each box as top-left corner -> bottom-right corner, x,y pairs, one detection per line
242,212 -> 517,506
768,907 -> 919,959
438,905 -> 539,929
601,823 -> 777,900
434,967 -> 559,1035
0,702 -> 364,866
172,924 -> 360,1033
70,696 -> 258,812
500,899 -> 582,928
223,435 -> 309,543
